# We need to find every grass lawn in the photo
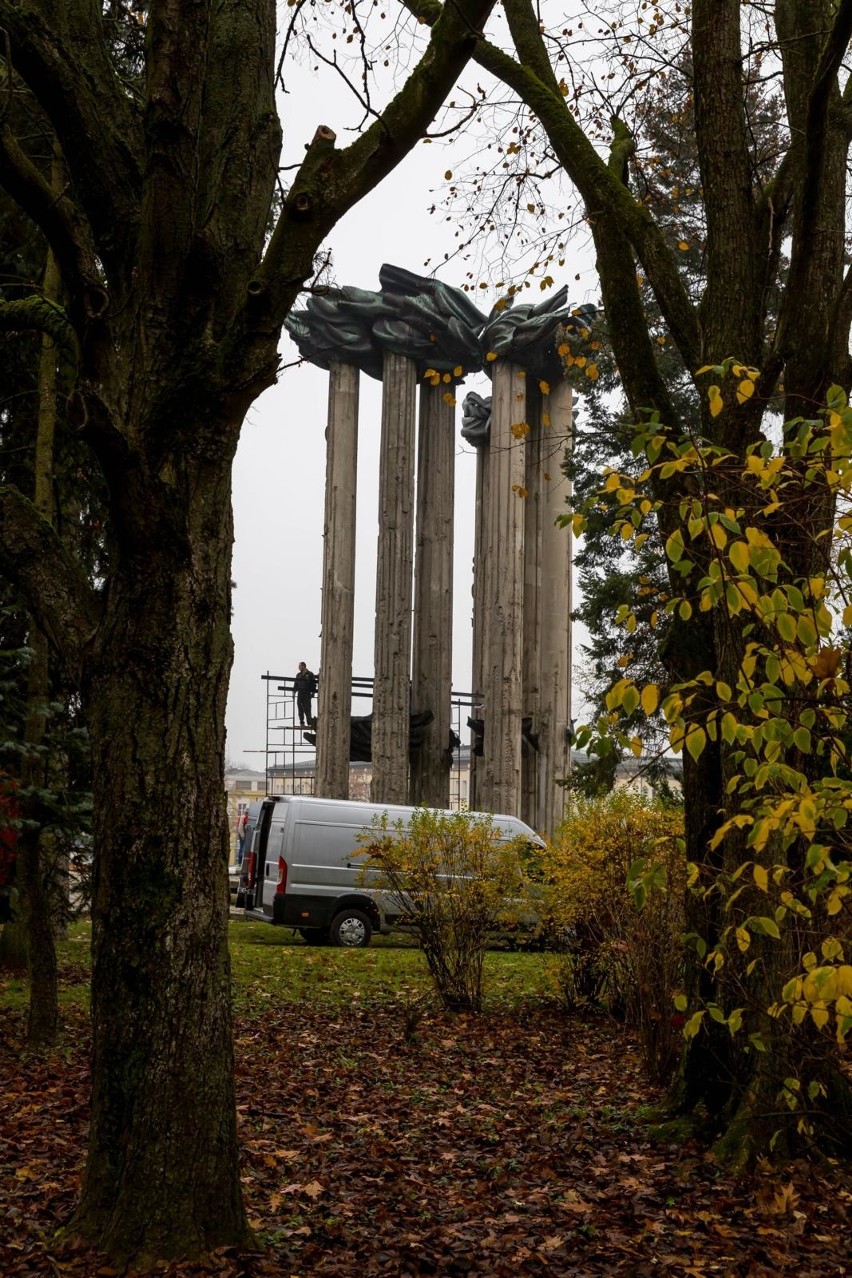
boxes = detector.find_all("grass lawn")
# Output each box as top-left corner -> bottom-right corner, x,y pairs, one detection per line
229,918 -> 552,1014
0,920 -> 849,1277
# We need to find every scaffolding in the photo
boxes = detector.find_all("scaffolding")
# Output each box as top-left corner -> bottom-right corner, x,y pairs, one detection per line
262,671 -> 478,807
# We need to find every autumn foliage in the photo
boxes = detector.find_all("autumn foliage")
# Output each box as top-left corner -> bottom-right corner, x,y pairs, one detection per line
571,381 -> 852,1151
539,792 -> 686,1082
360,808 -> 535,1013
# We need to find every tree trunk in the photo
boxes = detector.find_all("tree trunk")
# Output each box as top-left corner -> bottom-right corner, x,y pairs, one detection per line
18,630 -> 58,1047
71,452 -> 249,1262
19,236 -> 61,1046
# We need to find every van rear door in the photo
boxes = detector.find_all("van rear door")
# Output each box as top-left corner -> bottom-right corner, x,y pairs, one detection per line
239,798 -> 277,914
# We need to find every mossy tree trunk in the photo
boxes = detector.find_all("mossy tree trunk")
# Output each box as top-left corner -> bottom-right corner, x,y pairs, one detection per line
0,0 -> 496,1262
74,446 -> 243,1260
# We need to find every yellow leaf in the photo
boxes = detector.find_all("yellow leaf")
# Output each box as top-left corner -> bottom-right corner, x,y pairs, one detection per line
453,365 -> 463,378
753,863 -> 769,892
678,240 -> 689,250
539,380 -> 550,395
708,386 -> 724,418
586,363 -> 599,380
729,541 -> 750,574
640,684 -> 660,715
511,421 -> 530,439
486,351 -> 498,362
736,379 -> 755,405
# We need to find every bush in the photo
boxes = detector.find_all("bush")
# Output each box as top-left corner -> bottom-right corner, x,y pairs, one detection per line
361,808 -> 533,1013
541,791 -> 686,1081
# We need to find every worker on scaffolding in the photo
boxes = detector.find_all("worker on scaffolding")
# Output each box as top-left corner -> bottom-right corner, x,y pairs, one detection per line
294,661 -> 317,727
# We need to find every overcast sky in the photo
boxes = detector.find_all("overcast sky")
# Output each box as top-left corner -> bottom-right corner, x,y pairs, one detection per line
225,56 -> 597,770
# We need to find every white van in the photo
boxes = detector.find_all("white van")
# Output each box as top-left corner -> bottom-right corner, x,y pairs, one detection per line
236,794 -> 543,947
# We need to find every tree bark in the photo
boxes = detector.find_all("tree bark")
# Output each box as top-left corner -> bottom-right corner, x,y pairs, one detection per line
19,237 -> 61,1047
72,451 -> 247,1261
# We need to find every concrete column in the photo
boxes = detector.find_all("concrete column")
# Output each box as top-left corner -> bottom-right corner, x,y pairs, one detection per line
537,379 -> 573,836
410,382 -> 455,807
469,444 -> 489,812
522,380 -> 542,830
371,351 -> 417,804
316,362 -> 360,799
480,361 -> 526,817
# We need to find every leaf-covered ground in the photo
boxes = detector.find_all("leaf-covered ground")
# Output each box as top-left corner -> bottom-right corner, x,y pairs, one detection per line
1,929 -> 850,1277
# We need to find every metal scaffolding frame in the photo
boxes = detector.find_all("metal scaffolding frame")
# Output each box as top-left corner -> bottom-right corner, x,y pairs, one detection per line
262,671 -> 477,806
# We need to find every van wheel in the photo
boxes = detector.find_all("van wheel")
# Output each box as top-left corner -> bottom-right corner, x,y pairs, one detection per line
330,909 -> 373,948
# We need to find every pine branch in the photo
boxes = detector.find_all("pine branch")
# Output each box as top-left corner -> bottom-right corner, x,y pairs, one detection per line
0,0 -> 143,281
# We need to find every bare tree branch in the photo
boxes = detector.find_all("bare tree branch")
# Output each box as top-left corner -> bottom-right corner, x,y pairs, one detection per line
233,0 -> 499,381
